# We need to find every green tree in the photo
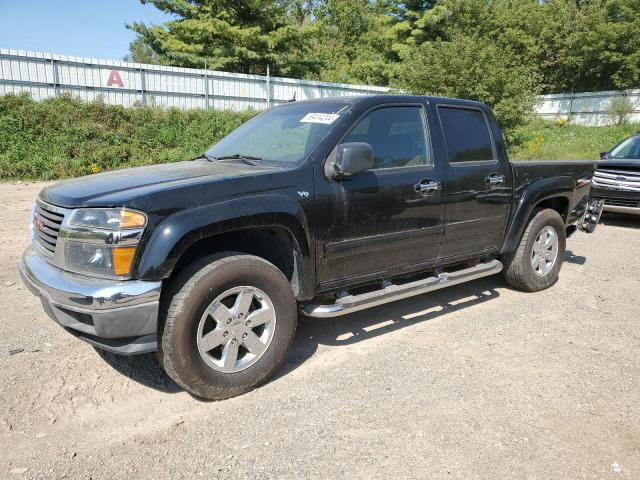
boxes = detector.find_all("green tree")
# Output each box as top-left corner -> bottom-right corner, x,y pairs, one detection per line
124,37 -> 158,64
127,0 -> 640,129
127,0 -> 316,76
389,0 -> 544,129
392,34 -> 540,131
539,0 -> 640,92
383,0 -> 450,58
305,0 -> 394,85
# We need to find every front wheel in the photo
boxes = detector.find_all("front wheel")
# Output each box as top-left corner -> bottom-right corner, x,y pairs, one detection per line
502,208 -> 566,292
158,253 -> 297,400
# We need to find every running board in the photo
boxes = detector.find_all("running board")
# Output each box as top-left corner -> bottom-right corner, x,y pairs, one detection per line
302,259 -> 503,318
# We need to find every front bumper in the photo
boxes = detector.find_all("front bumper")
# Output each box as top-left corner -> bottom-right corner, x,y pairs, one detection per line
601,204 -> 640,215
19,245 -> 161,355
591,185 -> 640,215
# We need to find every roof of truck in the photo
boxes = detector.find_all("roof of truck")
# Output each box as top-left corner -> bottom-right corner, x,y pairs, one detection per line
279,94 -> 489,109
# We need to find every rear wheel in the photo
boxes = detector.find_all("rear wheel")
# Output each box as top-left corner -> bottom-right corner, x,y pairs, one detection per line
502,209 -> 566,292
158,253 -> 297,400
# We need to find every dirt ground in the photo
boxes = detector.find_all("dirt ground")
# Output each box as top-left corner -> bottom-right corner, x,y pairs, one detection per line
0,181 -> 639,480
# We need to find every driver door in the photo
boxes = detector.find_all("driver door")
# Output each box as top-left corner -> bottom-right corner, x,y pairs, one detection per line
314,104 -> 446,288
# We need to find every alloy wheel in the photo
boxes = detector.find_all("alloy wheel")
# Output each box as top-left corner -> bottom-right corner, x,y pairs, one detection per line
196,286 -> 277,373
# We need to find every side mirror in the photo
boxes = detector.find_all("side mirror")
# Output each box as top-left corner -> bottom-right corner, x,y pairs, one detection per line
334,142 -> 374,178
600,151 -> 610,160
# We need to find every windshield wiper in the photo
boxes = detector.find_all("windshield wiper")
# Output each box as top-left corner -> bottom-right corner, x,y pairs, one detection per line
213,153 -> 264,166
191,154 -> 216,161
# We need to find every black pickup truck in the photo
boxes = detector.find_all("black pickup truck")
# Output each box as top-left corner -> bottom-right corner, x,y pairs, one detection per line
20,95 -> 601,399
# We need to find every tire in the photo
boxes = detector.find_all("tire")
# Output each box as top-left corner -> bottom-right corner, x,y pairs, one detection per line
502,208 -> 566,292
158,253 -> 297,400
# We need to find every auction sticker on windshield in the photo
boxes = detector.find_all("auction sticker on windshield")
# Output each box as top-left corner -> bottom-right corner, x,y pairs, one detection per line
300,113 -> 340,124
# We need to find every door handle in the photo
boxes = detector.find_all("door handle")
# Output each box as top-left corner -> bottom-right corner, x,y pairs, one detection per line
486,173 -> 506,187
414,179 -> 441,195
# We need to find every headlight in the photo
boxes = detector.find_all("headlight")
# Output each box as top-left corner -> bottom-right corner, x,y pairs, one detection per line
69,208 -> 146,230
63,208 -> 147,279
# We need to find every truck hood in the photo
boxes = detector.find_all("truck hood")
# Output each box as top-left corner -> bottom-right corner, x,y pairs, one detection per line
597,159 -> 640,169
39,159 -> 280,208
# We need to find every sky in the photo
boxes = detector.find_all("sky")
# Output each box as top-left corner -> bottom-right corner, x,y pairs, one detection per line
0,0 -> 172,60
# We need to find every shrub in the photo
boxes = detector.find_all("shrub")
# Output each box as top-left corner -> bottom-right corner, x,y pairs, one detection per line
0,93 -> 255,180
605,96 -> 635,126
1,93 -> 637,180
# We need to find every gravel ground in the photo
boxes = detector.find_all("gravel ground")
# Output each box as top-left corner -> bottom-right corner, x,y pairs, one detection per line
0,181 -> 639,480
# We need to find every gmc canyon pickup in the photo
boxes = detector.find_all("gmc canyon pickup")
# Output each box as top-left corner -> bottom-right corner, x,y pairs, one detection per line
20,95 -> 602,400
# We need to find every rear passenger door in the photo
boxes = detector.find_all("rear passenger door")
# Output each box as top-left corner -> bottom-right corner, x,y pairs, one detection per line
434,105 -> 511,259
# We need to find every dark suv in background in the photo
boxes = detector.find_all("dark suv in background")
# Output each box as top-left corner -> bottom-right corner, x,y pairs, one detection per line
593,133 -> 640,215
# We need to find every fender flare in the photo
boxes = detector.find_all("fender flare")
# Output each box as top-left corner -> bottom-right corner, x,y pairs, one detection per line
500,176 -> 575,255
134,193 -> 314,298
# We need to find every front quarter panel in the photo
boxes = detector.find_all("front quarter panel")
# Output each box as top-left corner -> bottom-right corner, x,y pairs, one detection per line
135,193 -> 313,289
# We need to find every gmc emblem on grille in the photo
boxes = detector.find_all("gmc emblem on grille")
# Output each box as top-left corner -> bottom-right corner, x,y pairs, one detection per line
33,217 -> 45,232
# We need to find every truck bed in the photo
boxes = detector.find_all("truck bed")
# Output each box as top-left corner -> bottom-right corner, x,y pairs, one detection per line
509,160 -> 596,226
511,160 -> 596,192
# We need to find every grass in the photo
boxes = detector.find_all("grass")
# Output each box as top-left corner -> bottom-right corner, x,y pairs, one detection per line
508,118 -> 637,161
1,93 -> 638,180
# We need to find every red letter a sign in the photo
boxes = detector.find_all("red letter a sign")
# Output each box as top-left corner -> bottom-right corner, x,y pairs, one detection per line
106,70 -> 125,88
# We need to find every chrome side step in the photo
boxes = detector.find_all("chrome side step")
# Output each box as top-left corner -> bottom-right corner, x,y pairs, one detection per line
302,259 -> 503,318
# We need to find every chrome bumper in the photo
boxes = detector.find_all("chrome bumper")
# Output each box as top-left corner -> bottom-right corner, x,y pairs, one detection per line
19,245 -> 161,355
603,205 -> 640,215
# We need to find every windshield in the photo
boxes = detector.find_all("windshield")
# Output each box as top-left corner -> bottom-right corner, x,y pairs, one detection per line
610,134 -> 640,159
206,101 -> 350,164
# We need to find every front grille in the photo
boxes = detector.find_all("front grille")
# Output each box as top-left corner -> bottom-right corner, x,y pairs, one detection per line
33,201 -> 66,255
592,167 -> 640,192
593,197 -> 640,208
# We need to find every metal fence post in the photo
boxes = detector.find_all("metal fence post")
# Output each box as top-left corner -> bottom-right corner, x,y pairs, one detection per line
568,92 -> 574,118
266,64 -> 271,108
140,66 -> 147,106
51,58 -> 59,97
204,67 -> 209,110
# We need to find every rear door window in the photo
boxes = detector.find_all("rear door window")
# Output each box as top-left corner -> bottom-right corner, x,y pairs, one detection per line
437,107 -> 495,163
